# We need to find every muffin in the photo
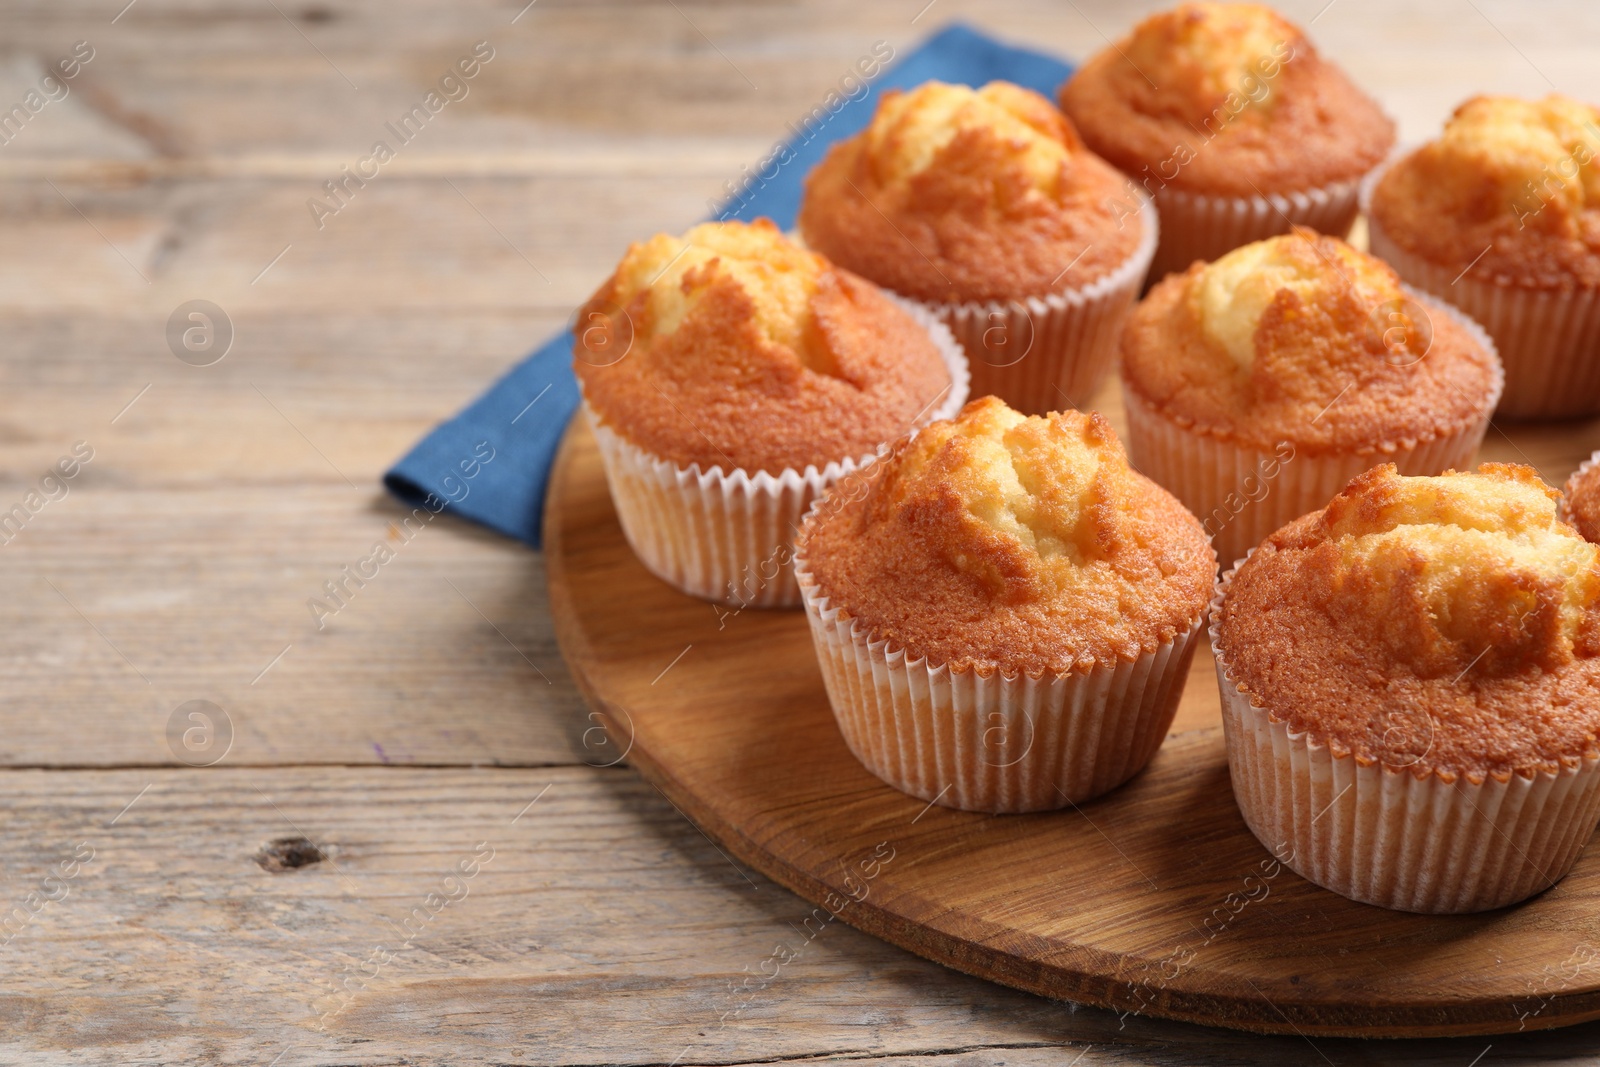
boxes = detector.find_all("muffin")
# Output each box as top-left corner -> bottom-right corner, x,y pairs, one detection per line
574,218 -> 968,607
798,80 -> 1156,415
1060,2 -> 1394,281
1120,228 -> 1503,568
1365,95 -> 1600,420
794,396 -> 1215,813
1213,463 -> 1600,913
1563,450 -> 1600,543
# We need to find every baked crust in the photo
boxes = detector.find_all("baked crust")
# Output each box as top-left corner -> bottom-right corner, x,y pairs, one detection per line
1369,95 -> 1600,290
1119,229 -> 1500,455
574,219 -> 952,474
1218,463 -> 1600,782
1058,2 -> 1393,198
1566,458 -> 1600,544
799,396 -> 1215,677
798,81 -> 1143,303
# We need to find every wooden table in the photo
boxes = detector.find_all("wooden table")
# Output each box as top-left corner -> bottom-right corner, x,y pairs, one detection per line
6,1 -> 1600,1063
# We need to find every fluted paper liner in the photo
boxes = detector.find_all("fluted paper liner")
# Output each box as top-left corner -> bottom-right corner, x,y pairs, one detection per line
1361,156 -> 1600,420
925,192 -> 1158,415
1210,559 -> 1600,913
1367,227 -> 1600,420
793,520 -> 1207,813
1148,175 -> 1365,282
587,296 -> 969,608
1123,290 -> 1503,569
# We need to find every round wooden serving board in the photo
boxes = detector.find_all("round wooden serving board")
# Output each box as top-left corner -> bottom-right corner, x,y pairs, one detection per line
546,412 -> 1600,1039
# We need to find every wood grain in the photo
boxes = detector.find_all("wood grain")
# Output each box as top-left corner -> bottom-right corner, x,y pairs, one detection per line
547,411 -> 1600,1039
11,763 -> 1600,1066
3,0 -> 1600,1062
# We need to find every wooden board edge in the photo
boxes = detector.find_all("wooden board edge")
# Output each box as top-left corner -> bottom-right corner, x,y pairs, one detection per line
541,412 -> 1600,1040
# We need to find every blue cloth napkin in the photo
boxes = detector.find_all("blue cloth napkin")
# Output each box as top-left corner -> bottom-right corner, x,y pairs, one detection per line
382,22 -> 1075,546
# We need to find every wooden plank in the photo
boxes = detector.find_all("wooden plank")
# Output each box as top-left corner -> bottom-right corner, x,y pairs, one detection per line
0,353 -> 1587,772
0,0 -> 1595,1061
0,1 -> 1588,177
0,483 -> 582,767
2,764 -> 1598,1065
0,176 -> 711,312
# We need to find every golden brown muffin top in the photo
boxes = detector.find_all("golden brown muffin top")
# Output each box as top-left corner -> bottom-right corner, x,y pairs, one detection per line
1218,464 -> 1600,782
1059,2 -> 1394,198
799,396 -> 1215,676
1120,230 -> 1500,455
1565,456 -> 1600,544
574,219 -> 954,474
1370,95 -> 1600,289
797,80 -> 1144,303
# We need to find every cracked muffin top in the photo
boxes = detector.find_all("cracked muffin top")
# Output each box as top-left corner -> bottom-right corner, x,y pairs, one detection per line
798,80 -> 1144,303
1120,230 -> 1501,455
1564,455 -> 1600,544
1059,2 -> 1393,197
1369,94 -> 1600,289
1217,463 -> 1600,782
798,395 -> 1214,676
574,218 -> 954,474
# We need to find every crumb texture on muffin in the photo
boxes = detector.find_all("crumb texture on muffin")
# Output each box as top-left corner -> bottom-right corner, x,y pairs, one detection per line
1371,94 -> 1600,288
574,218 -> 952,474
1120,230 -> 1500,453
1059,2 -> 1393,197
799,396 -> 1214,676
1219,463 -> 1600,781
798,81 -> 1141,302
1192,231 -> 1395,368
1568,459 -> 1600,545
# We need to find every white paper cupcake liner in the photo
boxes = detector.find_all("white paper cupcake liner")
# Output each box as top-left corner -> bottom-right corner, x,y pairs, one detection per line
925,191 -> 1158,415
792,529 -> 1207,813
586,297 -> 969,608
1364,212 -> 1600,421
1147,175 -> 1365,282
1122,290 -> 1503,569
1210,561 -> 1600,913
